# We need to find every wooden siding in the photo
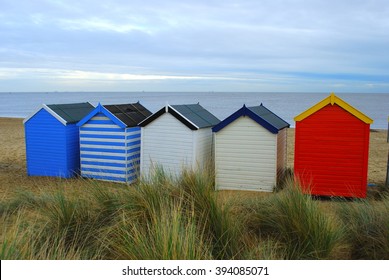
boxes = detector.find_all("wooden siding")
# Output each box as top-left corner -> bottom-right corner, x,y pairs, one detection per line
294,104 -> 369,198
215,116 -> 276,191
25,108 -> 74,177
79,113 -> 141,183
194,128 -> 213,168
66,124 -> 82,176
141,113 -> 194,177
276,128 -> 287,182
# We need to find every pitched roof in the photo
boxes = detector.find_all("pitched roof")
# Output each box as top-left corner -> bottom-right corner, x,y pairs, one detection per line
171,104 -> 220,128
77,102 -> 152,128
212,104 -> 290,134
23,102 -> 95,125
294,92 -> 373,124
248,104 -> 290,131
104,102 -> 152,127
139,103 -> 220,130
46,103 -> 95,123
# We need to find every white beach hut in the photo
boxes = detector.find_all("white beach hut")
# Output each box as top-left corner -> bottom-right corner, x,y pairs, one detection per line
212,104 -> 290,192
139,103 -> 220,177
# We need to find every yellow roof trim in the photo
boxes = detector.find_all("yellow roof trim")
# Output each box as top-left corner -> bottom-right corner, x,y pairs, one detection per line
294,92 -> 373,124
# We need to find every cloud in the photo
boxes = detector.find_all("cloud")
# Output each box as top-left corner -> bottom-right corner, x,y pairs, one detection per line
0,67 -> 255,81
0,0 -> 389,92
57,18 -> 153,34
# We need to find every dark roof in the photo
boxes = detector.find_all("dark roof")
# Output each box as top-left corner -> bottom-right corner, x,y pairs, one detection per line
212,104 -> 289,134
46,102 -> 95,124
104,102 -> 152,127
139,103 -> 220,130
247,104 -> 290,131
171,104 -> 220,129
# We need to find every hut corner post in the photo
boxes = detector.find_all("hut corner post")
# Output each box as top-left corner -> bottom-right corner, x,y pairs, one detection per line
386,117 -> 389,188
386,151 -> 389,188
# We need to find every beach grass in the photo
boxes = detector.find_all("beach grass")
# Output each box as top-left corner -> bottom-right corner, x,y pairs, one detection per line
336,196 -> 389,259
236,177 -> 343,259
1,167 -> 389,260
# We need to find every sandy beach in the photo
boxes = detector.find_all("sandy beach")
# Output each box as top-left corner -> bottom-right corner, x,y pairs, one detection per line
0,117 -> 388,196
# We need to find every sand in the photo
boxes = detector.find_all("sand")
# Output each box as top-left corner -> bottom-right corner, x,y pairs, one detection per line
0,118 -> 27,195
0,117 -> 388,196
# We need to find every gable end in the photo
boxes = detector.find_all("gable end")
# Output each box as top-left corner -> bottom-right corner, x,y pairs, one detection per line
294,93 -> 373,124
213,105 -> 282,134
77,103 -> 126,128
139,106 -> 198,130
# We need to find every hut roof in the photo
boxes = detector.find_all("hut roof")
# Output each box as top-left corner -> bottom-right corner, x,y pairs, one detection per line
212,104 -> 289,134
139,103 -> 220,130
294,92 -> 373,124
24,102 -> 94,125
77,102 -> 151,128
104,102 -> 152,127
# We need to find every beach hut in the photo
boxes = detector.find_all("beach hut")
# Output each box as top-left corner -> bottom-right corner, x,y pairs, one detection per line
24,102 -> 95,178
77,102 -> 152,184
212,104 -> 290,192
139,103 -> 220,177
294,93 -> 373,198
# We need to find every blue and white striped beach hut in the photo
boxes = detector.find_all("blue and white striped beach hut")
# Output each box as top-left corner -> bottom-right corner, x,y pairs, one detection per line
77,102 -> 152,184
24,102 -> 95,178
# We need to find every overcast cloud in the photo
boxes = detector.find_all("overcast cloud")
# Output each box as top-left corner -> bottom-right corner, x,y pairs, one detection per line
0,0 -> 388,92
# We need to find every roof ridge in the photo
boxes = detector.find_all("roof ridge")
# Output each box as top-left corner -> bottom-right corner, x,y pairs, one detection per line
129,103 -> 149,118
183,103 -> 213,126
115,104 -> 137,124
248,104 -> 289,125
213,105 -> 283,134
103,103 -> 152,127
169,105 -> 199,129
49,104 -> 76,123
246,106 -> 279,131
294,93 -> 373,124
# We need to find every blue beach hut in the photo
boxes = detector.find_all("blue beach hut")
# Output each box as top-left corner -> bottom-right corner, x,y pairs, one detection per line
24,102 -> 95,178
77,102 -> 152,184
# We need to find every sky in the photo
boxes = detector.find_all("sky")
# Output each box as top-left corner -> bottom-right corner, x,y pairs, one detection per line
0,0 -> 389,92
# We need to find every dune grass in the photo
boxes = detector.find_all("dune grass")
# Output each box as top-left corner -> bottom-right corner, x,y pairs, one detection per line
240,178 -> 343,259
337,196 -> 389,259
1,167 -> 389,260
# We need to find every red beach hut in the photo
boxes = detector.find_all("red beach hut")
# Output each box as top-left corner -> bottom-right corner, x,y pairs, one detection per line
294,93 -> 373,198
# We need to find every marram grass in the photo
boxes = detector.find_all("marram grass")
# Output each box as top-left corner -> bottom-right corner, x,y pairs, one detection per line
242,179 -> 343,259
106,201 -> 212,260
337,195 -> 389,259
1,168 -> 388,260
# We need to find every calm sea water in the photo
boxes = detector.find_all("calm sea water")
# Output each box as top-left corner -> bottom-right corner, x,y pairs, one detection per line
0,92 -> 388,128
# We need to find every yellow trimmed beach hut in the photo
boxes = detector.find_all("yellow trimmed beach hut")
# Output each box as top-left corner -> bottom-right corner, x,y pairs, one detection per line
294,93 -> 373,198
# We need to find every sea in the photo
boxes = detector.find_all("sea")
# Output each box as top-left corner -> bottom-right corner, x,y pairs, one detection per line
0,91 -> 388,129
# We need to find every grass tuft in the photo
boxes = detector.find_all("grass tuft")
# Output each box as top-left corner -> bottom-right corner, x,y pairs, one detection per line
245,179 -> 342,259
337,195 -> 389,259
